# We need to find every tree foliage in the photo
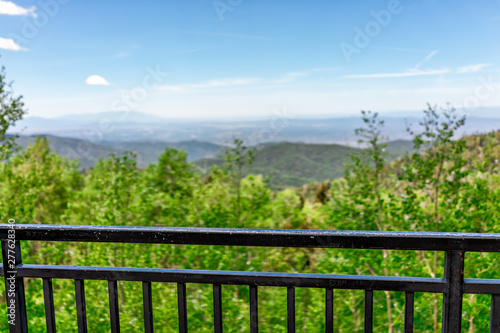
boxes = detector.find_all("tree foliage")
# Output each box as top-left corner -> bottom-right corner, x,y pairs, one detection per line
2,104 -> 500,332
220,138 -> 256,223
0,65 -> 26,160
147,147 -> 195,196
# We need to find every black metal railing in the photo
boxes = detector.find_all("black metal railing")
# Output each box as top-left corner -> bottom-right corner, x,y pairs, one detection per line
1,224 -> 500,332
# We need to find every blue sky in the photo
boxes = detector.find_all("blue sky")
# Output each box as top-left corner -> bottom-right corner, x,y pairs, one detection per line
0,0 -> 499,119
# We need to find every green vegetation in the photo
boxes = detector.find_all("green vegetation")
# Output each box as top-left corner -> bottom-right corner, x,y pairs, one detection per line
196,139 -> 414,189
3,79 -> 500,332
0,65 -> 26,161
16,134 -> 122,170
16,134 -> 413,188
15,135 -> 222,170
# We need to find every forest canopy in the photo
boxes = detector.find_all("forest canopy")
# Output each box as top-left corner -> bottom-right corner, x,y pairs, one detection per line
2,94 -> 500,331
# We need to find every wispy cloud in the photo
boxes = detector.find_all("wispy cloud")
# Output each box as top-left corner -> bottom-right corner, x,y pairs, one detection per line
384,87 -> 471,95
158,67 -> 340,92
0,0 -> 36,17
311,67 -> 341,72
456,63 -> 491,73
493,15 -> 500,21
175,47 -> 209,54
110,44 -> 141,59
378,46 -> 430,53
414,49 -> 439,69
345,68 -> 450,79
112,51 -> 132,59
274,72 -> 308,83
274,67 -> 340,83
344,63 -> 491,79
158,78 -> 260,92
0,37 -> 27,51
184,31 -> 277,41
86,75 -> 111,86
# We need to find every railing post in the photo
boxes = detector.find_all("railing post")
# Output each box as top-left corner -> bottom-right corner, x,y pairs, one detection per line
250,285 -> 258,333
490,294 -> 500,333
2,239 -> 28,333
442,251 -> 464,333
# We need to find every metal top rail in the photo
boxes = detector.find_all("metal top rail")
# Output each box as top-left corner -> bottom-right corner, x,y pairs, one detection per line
2,224 -> 500,332
1,224 -> 500,252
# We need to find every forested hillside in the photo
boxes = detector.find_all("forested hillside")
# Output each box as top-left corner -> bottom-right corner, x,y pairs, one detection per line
15,134 -> 414,188
195,140 -> 414,188
15,135 -> 222,169
3,103 -> 500,332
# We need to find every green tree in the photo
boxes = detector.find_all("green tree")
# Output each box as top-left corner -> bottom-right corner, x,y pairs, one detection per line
403,104 -> 468,230
329,111 -> 392,232
401,104 -> 468,332
221,138 -> 256,223
348,110 -> 388,230
340,110 -> 402,331
0,136 -> 82,224
0,64 -> 26,160
77,152 -> 145,226
147,147 -> 195,196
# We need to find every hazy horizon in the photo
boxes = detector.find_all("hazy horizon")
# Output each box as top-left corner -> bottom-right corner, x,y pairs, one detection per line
1,0 -> 499,120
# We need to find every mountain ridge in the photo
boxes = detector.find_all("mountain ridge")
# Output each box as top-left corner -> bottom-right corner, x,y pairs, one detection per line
12,110 -> 500,145
14,134 -> 414,187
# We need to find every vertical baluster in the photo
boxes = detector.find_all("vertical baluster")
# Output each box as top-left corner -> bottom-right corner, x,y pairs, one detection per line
364,290 -> 373,333
2,240 -> 28,333
250,285 -> 258,333
213,285 -> 223,333
108,280 -> 120,333
75,279 -> 88,333
490,294 -> 500,333
325,288 -> 334,333
178,283 -> 188,333
143,281 -> 154,333
43,278 -> 56,333
287,287 -> 295,333
404,292 -> 414,333
442,251 -> 465,333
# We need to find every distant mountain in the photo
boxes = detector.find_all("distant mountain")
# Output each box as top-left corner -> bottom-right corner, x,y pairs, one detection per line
10,110 -> 500,145
195,140 -> 415,188
56,111 -> 169,124
15,135 -> 223,170
101,140 -> 222,163
14,134 -> 414,188
10,109 -> 500,188
17,131 -> 500,189
15,135 -> 123,170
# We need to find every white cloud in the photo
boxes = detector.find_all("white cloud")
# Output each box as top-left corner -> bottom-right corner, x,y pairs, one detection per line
158,78 -> 260,92
274,72 -> 308,83
185,31 -> 277,41
456,63 -> 491,73
377,47 -> 429,53
414,49 -> 439,69
85,75 -> 111,86
112,51 -> 131,59
0,0 -> 36,16
344,63 -> 491,79
384,87 -> 471,95
311,67 -> 341,72
0,37 -> 27,51
274,67 -> 340,83
158,67 -> 341,93
344,68 -> 451,79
